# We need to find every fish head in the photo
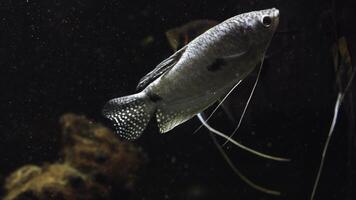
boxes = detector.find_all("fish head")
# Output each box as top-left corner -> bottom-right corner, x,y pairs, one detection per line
230,8 -> 280,54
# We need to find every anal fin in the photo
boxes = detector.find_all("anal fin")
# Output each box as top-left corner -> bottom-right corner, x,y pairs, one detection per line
156,108 -> 195,133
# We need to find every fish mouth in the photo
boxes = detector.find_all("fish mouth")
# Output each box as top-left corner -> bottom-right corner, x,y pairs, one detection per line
269,8 -> 280,31
271,8 -> 279,18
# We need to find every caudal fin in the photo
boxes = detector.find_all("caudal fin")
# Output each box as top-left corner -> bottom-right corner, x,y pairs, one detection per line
102,92 -> 155,140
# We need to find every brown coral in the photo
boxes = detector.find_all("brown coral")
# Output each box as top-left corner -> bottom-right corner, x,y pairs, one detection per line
4,164 -> 109,200
4,114 -> 145,200
60,113 -> 144,190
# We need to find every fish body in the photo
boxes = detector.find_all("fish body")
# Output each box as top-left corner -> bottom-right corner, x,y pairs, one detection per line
103,8 -> 280,140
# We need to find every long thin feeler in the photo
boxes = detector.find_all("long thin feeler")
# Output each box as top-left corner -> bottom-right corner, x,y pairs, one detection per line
310,68 -> 355,200
202,112 -> 281,195
197,113 -> 290,162
223,58 -> 264,146
193,80 -> 242,134
310,93 -> 342,200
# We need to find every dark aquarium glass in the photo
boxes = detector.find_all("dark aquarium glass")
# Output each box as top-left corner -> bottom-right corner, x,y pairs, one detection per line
1,0 -> 355,200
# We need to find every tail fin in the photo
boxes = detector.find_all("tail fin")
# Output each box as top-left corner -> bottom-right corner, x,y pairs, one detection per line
102,92 -> 155,140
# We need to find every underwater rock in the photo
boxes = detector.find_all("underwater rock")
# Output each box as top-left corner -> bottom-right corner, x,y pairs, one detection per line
4,163 -> 109,200
3,113 -> 145,200
60,113 -> 145,190
4,165 -> 42,194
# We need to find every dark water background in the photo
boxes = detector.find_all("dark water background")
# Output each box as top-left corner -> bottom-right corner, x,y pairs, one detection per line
1,0 -> 355,199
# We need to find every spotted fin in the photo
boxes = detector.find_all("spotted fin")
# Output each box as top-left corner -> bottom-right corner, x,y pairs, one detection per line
156,108 -> 195,133
136,46 -> 187,91
102,92 -> 156,140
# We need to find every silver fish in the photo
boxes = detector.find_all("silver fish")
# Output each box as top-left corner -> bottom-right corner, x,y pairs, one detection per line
103,8 -> 280,140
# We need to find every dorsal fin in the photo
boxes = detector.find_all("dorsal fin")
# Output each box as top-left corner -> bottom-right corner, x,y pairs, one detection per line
136,46 -> 187,91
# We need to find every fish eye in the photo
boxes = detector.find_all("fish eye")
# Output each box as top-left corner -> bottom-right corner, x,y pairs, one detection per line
262,16 -> 272,27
